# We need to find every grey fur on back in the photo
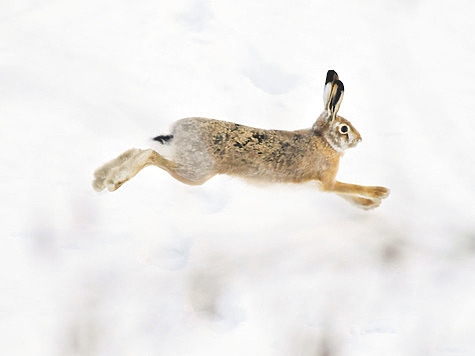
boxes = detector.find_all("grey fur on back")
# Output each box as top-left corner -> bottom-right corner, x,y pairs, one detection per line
170,118 -> 216,183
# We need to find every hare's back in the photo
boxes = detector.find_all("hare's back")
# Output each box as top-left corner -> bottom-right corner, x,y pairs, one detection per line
173,117 -> 304,157
172,117 -> 320,181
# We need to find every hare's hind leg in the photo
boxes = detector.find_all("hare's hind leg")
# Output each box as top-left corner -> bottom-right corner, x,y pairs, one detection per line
105,149 -> 173,191
93,148 -> 214,192
93,148 -> 141,191
92,148 -> 161,192
93,148 -> 174,192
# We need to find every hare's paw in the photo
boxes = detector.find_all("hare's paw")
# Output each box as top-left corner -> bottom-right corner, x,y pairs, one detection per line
358,197 -> 382,210
339,194 -> 382,210
92,175 -> 106,192
92,149 -> 141,192
343,195 -> 381,210
93,166 -> 122,192
103,151 -> 150,191
366,186 -> 390,199
105,179 -> 125,192
92,165 -> 110,192
104,166 -> 132,192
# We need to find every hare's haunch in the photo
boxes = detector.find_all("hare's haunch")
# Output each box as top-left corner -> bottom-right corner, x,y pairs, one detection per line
93,70 -> 390,209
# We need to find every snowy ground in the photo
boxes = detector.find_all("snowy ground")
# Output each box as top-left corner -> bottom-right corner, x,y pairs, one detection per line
1,0 -> 475,355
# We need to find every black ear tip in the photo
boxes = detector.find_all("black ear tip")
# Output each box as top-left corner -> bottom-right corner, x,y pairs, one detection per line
325,70 -> 338,84
334,79 -> 344,91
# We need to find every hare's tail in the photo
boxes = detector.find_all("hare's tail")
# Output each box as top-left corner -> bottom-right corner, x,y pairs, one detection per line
152,134 -> 174,144
150,134 -> 175,161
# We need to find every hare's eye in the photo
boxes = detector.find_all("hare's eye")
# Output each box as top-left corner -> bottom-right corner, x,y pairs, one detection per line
339,125 -> 349,134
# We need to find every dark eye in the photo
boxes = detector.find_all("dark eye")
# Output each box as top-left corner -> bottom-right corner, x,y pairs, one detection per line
339,124 -> 349,134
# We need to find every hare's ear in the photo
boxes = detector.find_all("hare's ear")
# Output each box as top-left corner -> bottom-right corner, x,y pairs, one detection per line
328,80 -> 344,117
314,70 -> 343,131
323,70 -> 339,109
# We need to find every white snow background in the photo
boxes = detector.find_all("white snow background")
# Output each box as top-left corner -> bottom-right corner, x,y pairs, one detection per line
1,0 -> 475,355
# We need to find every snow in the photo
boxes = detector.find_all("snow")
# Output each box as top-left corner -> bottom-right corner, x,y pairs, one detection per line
1,0 -> 475,355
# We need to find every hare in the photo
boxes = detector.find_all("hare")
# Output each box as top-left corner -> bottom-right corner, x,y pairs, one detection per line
93,70 -> 389,209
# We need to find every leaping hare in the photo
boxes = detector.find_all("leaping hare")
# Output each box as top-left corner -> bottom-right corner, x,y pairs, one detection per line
93,70 -> 389,209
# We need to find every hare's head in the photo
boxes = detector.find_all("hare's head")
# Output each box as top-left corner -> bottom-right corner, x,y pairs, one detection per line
312,70 -> 362,152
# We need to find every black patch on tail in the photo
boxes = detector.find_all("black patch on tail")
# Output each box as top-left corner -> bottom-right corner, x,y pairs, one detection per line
153,134 -> 174,144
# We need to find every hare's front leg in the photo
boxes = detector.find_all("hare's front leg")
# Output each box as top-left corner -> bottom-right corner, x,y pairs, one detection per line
320,178 -> 389,209
330,181 -> 390,199
338,195 -> 382,210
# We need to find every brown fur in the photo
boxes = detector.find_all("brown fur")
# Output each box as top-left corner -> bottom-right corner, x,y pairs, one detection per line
189,118 -> 338,183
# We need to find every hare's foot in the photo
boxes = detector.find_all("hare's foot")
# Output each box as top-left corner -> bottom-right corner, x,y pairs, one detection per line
101,149 -> 154,192
103,167 -> 129,191
364,186 -> 390,199
92,148 -> 141,192
339,195 -> 382,210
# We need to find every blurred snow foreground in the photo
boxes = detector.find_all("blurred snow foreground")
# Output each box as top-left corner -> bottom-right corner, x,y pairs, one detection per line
1,0 -> 475,355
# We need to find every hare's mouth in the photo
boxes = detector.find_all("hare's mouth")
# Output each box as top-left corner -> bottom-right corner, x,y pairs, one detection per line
351,138 -> 362,148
